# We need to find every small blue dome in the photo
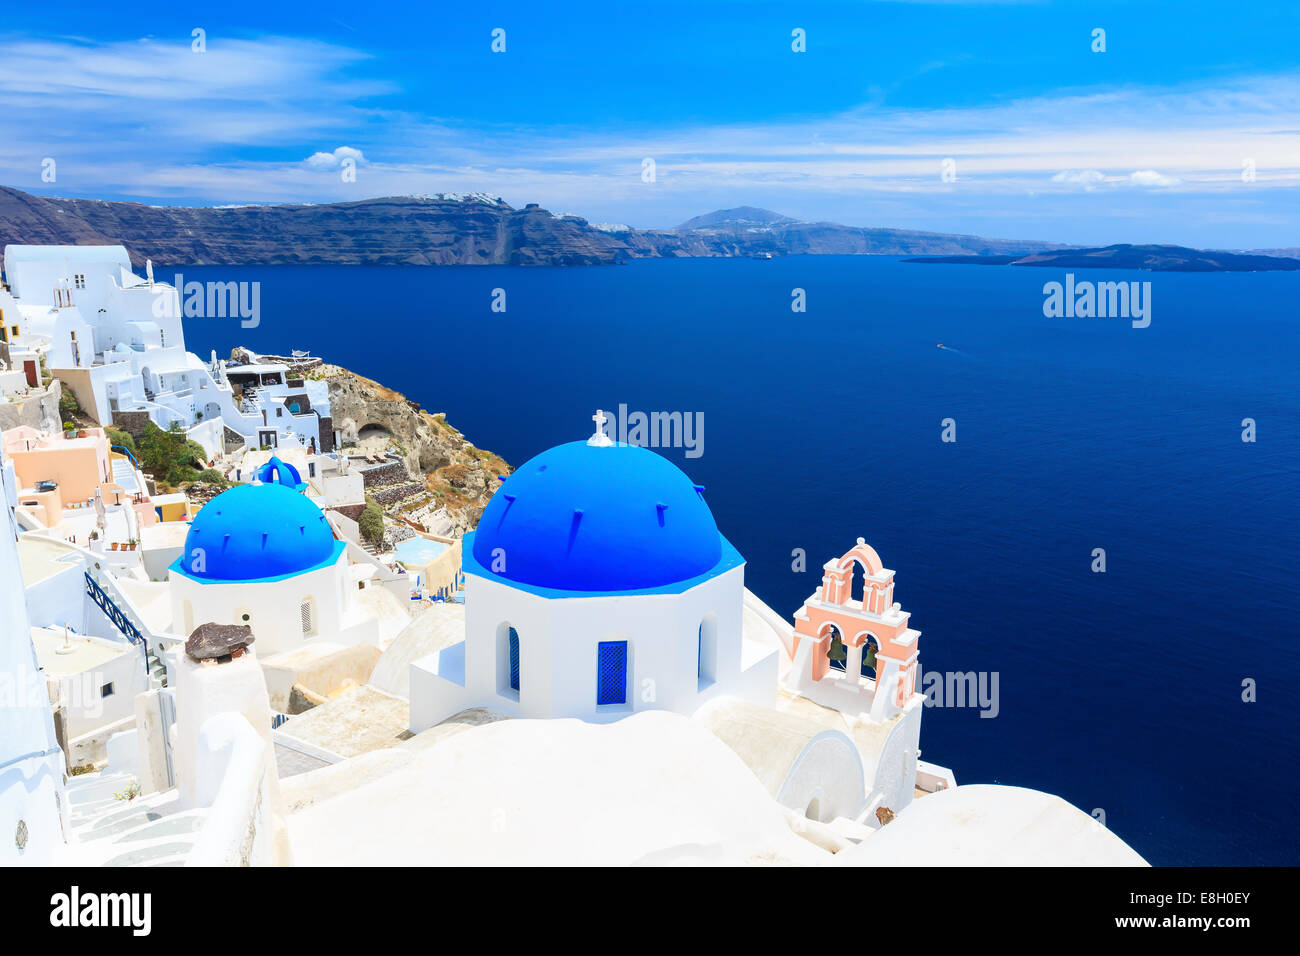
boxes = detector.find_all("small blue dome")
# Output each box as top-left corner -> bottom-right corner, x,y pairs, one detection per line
471,441 -> 724,592
175,482 -> 341,582
255,455 -> 302,488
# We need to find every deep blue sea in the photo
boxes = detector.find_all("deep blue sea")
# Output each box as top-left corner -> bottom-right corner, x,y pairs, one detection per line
181,256 -> 1299,865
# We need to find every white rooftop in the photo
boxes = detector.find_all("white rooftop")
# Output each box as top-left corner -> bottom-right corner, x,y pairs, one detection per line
836,784 -> 1148,867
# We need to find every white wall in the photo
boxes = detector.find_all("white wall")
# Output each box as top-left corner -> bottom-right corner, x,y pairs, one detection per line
411,565 -> 777,732
0,455 -> 66,865
58,642 -> 149,741
169,554 -> 376,657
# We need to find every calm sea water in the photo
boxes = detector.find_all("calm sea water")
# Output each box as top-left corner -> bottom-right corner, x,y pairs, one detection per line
181,256 -> 1300,865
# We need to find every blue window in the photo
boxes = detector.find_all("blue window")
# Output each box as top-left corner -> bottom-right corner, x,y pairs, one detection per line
597,640 -> 627,705
508,627 -> 520,692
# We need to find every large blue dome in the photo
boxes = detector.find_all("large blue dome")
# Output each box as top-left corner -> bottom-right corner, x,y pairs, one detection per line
471,441 -> 727,593
173,482 -> 343,583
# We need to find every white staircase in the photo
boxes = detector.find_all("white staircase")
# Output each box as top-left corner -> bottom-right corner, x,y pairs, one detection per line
111,457 -> 139,494
63,769 -> 207,867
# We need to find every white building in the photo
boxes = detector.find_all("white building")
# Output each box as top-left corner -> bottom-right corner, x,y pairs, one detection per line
0,440 -> 66,865
0,245 -> 334,458
168,466 -> 380,655
411,416 -> 778,729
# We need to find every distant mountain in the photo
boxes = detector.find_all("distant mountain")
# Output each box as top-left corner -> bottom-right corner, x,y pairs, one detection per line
675,206 -> 797,230
0,186 -> 1207,268
660,205 -> 1058,258
905,243 -> 1300,273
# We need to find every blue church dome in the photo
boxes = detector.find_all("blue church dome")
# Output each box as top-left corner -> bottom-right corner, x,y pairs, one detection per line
174,482 -> 343,583
470,441 -> 729,593
255,455 -> 304,489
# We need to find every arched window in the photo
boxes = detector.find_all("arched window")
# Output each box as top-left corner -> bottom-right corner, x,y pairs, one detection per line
508,627 -> 520,692
597,640 -> 628,706
697,615 -> 718,690
850,561 -> 868,608
498,623 -> 521,700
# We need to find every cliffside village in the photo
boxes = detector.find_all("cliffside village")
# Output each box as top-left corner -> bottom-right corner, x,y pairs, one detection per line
2,244 -> 1146,867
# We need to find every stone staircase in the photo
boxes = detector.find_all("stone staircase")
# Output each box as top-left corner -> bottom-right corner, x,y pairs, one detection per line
63,769 -> 206,867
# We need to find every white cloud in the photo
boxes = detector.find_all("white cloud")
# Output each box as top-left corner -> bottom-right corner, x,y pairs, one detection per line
304,146 -> 367,169
1129,169 -> 1181,187
1052,170 -> 1107,190
0,32 -> 1294,239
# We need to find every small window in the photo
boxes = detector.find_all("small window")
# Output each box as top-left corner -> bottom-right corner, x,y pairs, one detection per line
597,640 -> 628,705
300,598 -> 316,637
508,628 -> 520,692
498,624 -> 521,700
100,682 -> 114,698
697,616 -> 717,690
74,274 -> 86,290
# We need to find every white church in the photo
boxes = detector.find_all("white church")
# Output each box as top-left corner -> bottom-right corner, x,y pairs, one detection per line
168,457 -> 380,656
411,411 -> 777,728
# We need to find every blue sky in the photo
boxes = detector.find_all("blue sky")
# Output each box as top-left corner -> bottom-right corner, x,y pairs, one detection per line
2,0 -> 1297,247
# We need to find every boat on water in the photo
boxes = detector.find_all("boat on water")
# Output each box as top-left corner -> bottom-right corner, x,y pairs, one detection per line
751,252 -> 774,259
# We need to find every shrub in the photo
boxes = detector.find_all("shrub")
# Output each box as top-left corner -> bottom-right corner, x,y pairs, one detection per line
136,421 -> 208,485
358,500 -> 385,546
194,468 -> 228,487
106,428 -> 136,455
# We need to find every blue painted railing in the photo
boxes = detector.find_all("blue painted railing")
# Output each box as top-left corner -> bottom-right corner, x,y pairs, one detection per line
84,572 -> 150,675
111,444 -> 140,468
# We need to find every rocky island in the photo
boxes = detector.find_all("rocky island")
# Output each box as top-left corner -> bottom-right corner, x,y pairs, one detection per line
0,187 -> 1059,266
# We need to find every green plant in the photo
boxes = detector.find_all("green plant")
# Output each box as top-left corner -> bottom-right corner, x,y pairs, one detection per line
58,388 -> 82,424
358,499 -> 385,546
106,427 -> 135,451
113,779 -> 141,802
135,421 -> 208,487
194,468 -> 228,487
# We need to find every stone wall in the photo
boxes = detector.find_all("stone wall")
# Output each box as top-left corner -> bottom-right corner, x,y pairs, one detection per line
369,481 -> 425,508
109,410 -> 152,438
360,460 -> 409,487
0,380 -> 61,434
223,425 -> 245,454
329,503 -> 366,523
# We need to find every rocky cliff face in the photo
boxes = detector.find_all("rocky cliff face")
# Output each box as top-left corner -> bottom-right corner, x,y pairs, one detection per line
0,186 -> 1060,266
0,189 -> 624,267
313,359 -> 509,535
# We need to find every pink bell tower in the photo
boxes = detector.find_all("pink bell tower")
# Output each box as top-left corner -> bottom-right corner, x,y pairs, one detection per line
786,538 -> 921,721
